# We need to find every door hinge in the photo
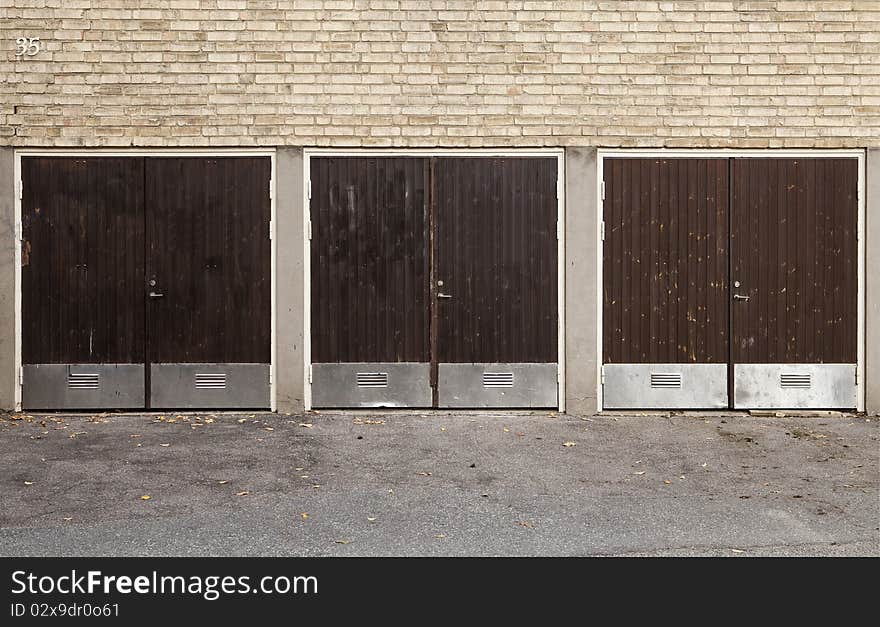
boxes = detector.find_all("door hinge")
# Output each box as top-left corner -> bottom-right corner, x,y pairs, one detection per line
269,178 -> 274,200
600,181 -> 605,201
308,365 -> 313,384
556,219 -> 561,240
855,368 -> 858,385
308,219 -> 312,240
308,179 -> 312,200
19,366 -> 24,386
600,365 -> 606,385
600,220 -> 605,241
268,219 -> 273,240
17,179 -> 23,200
269,368 -> 273,385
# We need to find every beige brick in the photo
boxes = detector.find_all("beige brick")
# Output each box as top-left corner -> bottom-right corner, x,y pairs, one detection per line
0,1 -> 876,147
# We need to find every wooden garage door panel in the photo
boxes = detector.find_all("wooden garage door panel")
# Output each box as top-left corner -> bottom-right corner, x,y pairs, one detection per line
21,157 -> 146,364
731,158 -> 858,364
433,157 -> 558,364
603,158 -> 729,364
310,157 -> 430,363
145,157 -> 271,364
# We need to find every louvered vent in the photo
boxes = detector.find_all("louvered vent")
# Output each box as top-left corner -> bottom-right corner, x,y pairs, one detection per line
195,373 -> 227,390
483,372 -> 514,388
650,373 -> 682,388
357,372 -> 388,388
780,373 -> 811,388
68,373 -> 99,390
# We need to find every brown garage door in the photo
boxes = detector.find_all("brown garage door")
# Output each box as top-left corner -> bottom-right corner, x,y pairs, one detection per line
602,156 -> 859,410
310,155 -> 560,408
20,156 -> 272,410
730,158 -> 858,408
21,157 -> 147,409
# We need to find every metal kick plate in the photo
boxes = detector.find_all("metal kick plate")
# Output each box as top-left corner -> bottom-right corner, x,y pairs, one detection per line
150,363 -> 270,409
602,363 -> 728,409
23,364 -> 145,410
437,363 -> 558,408
733,363 -> 857,409
311,363 -> 431,408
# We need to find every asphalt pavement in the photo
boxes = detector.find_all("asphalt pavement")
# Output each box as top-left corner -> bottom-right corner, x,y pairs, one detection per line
0,410 -> 877,556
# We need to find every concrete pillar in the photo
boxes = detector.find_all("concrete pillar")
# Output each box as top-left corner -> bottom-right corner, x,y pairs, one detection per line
275,148 -> 306,414
866,149 -> 880,415
564,147 -> 600,415
0,148 -> 14,411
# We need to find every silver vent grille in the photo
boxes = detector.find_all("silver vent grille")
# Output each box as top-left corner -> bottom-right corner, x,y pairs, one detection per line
780,373 -> 811,388
650,373 -> 682,388
357,372 -> 388,388
195,373 -> 227,390
482,372 -> 514,388
67,373 -> 99,390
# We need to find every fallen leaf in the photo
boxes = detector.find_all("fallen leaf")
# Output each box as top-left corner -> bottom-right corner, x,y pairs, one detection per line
416,471 -> 432,476
236,491 -> 250,497
295,467 -> 305,471
435,534 -> 446,539
731,549 -> 746,554
301,512 -> 309,520
663,480 -> 672,485
159,443 -> 170,447
440,427 -> 446,432
264,427 -> 274,431
140,495 -> 151,500
367,517 -> 377,522
335,539 -> 351,545
237,418 -> 247,424
62,517 -> 72,522
298,423 -> 313,428
503,427 -> 510,433
23,481 -> 33,485
204,418 -> 215,424
218,480 -> 229,485
634,471 -> 646,476
517,521 -> 535,529
563,441 -> 577,447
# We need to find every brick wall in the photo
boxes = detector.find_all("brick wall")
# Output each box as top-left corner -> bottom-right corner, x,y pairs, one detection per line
1,1 -> 878,147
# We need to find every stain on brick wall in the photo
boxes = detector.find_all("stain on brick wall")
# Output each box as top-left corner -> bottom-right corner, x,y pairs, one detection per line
1,1 -> 878,147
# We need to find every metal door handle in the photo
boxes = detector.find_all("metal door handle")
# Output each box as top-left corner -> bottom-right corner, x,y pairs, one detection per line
733,294 -> 750,301
149,291 -> 164,298
437,293 -> 452,299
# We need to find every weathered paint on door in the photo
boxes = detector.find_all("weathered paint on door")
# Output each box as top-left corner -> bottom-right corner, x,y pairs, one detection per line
309,155 -> 560,408
730,158 -> 858,364
602,156 -> 859,410
21,156 -> 272,410
433,157 -> 559,408
21,157 -> 147,409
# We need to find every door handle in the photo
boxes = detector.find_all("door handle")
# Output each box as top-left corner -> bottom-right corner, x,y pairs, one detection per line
149,291 -> 164,298
437,293 -> 453,299
733,294 -> 750,301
